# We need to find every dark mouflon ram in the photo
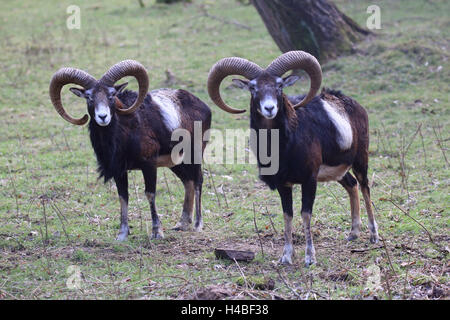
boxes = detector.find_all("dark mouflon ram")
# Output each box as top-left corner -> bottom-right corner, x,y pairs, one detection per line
49,60 -> 211,241
207,51 -> 379,266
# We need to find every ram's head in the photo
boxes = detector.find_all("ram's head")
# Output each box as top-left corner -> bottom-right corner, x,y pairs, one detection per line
207,51 -> 322,119
49,60 -> 149,126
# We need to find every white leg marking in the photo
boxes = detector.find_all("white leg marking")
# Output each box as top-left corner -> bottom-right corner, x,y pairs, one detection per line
280,213 -> 294,265
116,196 -> 129,242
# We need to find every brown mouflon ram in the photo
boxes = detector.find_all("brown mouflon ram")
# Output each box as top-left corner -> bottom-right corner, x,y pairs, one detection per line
50,60 -> 211,241
207,51 -> 379,266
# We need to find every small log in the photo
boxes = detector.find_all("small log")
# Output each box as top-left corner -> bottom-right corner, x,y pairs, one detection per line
214,248 -> 255,262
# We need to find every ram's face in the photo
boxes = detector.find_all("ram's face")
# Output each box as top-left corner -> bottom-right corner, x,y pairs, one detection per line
70,83 -> 128,127
233,73 -> 300,120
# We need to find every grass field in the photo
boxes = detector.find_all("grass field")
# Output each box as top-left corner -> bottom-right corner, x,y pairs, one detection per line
0,0 -> 448,300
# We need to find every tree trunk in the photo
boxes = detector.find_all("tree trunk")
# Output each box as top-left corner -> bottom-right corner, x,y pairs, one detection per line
252,0 -> 371,63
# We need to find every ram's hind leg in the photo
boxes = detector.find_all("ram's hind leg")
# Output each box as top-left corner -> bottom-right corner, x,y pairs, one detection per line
353,166 -> 379,244
193,164 -> 204,232
170,164 -> 196,231
142,166 -> 164,239
115,172 -> 130,242
338,172 -> 362,241
301,177 -> 317,267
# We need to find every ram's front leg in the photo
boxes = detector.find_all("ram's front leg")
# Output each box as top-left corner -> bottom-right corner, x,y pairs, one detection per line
143,166 -> 164,239
278,186 -> 294,265
115,172 -> 130,242
301,177 -> 317,267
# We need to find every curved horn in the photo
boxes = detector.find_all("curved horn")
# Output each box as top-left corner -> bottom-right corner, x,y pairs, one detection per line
100,60 -> 149,115
49,68 -> 97,125
207,57 -> 263,114
266,51 -> 322,109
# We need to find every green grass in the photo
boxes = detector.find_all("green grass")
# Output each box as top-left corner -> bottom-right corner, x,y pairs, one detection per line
0,0 -> 449,300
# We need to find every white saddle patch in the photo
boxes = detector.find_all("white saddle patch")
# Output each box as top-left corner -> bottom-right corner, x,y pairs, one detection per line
151,89 -> 181,131
318,164 -> 351,182
322,100 -> 353,150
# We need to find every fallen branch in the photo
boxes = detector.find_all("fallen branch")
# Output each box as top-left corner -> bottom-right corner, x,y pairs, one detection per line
350,245 -> 384,253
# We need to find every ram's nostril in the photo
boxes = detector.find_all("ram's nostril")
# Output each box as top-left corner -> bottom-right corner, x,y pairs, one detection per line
265,106 -> 275,113
98,114 -> 107,121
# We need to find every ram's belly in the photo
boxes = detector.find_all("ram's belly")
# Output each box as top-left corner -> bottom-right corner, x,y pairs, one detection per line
156,152 -> 184,168
317,164 -> 351,182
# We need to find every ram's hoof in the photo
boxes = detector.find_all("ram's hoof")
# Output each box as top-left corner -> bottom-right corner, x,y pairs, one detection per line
304,255 -> 316,267
346,233 -> 359,241
370,233 -> 379,244
151,228 -> 164,239
172,222 -> 191,231
193,221 -> 203,232
279,255 -> 293,265
116,232 -> 128,242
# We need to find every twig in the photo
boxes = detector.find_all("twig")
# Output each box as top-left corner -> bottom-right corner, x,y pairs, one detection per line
265,206 -> 278,235
325,185 -> 347,212
276,268 -> 302,299
7,165 -> 20,218
252,203 -> 265,258
106,261 -> 120,299
50,201 -> 72,244
41,199 -> 49,244
50,200 -> 68,223
233,259 -> 249,289
206,164 -> 222,208
382,198 -> 434,243
398,124 -> 421,196
222,183 -> 229,209
38,218 -> 51,272
380,236 -> 396,276
418,124 -> 427,167
379,122 -> 395,168
198,5 -> 252,30
402,243 -> 413,299
162,170 -> 174,203
85,163 -> 89,187
432,122 -> 449,167
61,128 -> 72,153
350,245 -> 384,253
382,266 -> 393,300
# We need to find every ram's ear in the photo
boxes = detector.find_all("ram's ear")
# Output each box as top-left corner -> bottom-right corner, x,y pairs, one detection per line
231,78 -> 250,90
114,82 -> 128,95
69,87 -> 86,98
282,75 -> 300,88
